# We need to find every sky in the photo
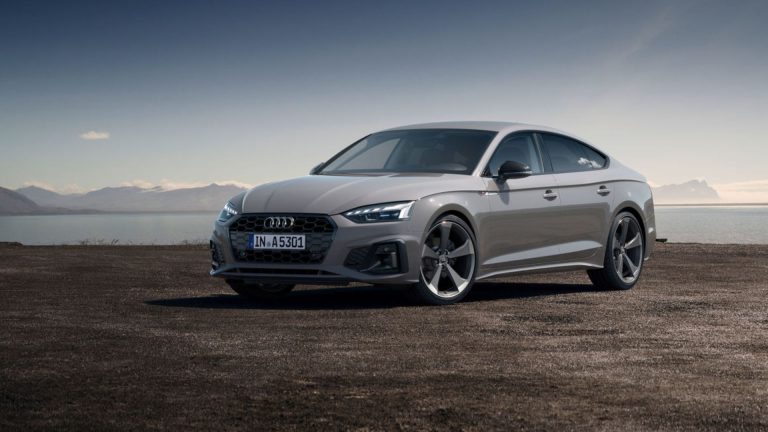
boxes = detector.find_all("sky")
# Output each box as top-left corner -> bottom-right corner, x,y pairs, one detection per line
1,0 -> 767,200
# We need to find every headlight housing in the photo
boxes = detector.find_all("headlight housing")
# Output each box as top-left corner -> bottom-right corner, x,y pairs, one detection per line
343,201 -> 414,223
217,202 -> 239,222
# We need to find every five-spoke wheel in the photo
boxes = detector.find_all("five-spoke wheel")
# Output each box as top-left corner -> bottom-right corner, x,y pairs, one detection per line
588,211 -> 645,290
415,215 -> 477,304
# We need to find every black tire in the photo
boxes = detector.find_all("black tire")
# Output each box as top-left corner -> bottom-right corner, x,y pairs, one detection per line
588,211 -> 645,290
413,214 -> 478,305
226,280 -> 295,299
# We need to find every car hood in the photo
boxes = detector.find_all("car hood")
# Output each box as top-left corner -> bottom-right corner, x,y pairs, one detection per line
241,173 -> 483,215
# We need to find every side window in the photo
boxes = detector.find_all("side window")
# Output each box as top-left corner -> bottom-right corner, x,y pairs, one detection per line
541,134 -> 605,172
581,146 -> 606,169
486,134 -> 542,176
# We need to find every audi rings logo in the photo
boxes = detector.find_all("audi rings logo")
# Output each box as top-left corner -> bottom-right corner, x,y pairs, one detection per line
265,216 -> 295,229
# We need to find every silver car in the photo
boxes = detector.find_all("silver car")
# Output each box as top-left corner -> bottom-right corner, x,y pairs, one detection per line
210,122 -> 655,305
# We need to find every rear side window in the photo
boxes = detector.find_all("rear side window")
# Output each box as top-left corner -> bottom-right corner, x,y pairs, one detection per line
486,133 -> 542,176
541,134 -> 606,172
581,146 -> 606,169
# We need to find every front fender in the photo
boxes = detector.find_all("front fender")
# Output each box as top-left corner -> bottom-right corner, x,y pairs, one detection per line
416,191 -> 487,236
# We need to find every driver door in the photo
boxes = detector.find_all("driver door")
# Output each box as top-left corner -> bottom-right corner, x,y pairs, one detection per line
477,133 -> 563,275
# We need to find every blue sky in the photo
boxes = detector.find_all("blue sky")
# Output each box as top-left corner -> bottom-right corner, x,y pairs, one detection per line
1,0 -> 767,200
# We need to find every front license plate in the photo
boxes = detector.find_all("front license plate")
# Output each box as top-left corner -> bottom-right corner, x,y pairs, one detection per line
247,233 -> 306,250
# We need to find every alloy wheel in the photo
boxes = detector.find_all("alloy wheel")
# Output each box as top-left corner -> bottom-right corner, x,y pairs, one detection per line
420,220 -> 476,299
613,216 -> 644,283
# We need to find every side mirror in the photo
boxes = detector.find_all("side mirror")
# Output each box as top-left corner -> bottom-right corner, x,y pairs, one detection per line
309,162 -> 325,175
497,160 -> 532,181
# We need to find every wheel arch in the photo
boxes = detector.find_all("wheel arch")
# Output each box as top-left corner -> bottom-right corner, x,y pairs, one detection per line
427,206 -> 477,237
612,201 -> 647,247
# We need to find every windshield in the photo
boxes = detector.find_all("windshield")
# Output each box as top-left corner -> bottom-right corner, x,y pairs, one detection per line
319,129 -> 496,175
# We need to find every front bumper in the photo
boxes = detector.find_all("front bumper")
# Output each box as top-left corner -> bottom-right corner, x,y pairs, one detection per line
210,214 -> 423,285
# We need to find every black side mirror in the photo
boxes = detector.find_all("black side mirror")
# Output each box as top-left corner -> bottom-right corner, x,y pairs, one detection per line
497,160 -> 532,181
309,162 -> 325,175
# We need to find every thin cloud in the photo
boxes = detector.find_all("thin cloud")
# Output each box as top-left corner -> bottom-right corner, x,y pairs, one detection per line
22,180 -> 57,191
211,180 -> 255,189
121,179 -> 156,189
619,7 -> 677,62
22,181 -> 86,194
80,130 -> 110,140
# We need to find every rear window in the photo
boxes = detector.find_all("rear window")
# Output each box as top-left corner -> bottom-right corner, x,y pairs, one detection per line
541,133 -> 606,172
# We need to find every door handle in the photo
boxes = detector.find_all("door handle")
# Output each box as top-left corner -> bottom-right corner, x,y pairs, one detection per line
597,185 -> 611,196
543,190 -> 558,201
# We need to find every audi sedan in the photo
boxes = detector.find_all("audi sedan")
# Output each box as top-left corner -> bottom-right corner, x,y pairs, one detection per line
210,122 -> 655,305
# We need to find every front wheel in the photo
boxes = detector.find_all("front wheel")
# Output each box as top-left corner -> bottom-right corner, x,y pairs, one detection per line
226,280 -> 295,299
413,215 -> 478,305
588,211 -> 645,290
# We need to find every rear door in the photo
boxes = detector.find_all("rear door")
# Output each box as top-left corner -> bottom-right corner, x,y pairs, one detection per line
477,132 -> 563,275
537,132 -> 614,261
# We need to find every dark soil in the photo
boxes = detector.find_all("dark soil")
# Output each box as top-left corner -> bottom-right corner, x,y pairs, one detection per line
1,243 -> 767,431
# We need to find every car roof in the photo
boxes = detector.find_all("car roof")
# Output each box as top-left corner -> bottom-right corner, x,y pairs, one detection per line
381,121 -> 570,136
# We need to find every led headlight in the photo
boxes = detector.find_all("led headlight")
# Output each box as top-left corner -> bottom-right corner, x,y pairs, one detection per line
344,201 -> 414,223
217,202 -> 239,222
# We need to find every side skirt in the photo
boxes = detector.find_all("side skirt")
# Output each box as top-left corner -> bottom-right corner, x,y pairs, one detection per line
476,262 -> 602,280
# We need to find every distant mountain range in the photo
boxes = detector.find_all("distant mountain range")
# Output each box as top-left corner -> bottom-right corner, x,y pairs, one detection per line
0,184 -> 248,215
651,179 -> 720,204
0,187 -> 45,215
0,179 -> 736,215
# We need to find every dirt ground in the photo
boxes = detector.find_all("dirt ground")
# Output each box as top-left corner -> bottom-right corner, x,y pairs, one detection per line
1,243 -> 767,431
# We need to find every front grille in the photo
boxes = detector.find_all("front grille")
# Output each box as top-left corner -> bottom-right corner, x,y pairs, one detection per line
229,214 -> 336,264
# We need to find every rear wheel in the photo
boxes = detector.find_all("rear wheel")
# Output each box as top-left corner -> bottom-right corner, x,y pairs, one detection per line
414,215 -> 477,305
226,280 -> 295,299
588,211 -> 645,290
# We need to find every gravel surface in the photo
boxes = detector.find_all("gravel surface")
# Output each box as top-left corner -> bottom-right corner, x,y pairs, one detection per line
1,243 -> 767,431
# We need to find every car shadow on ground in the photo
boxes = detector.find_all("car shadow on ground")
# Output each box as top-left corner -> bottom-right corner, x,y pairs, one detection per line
146,282 -> 601,310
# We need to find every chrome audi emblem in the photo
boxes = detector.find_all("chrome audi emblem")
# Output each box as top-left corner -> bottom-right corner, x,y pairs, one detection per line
265,216 -> 295,229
